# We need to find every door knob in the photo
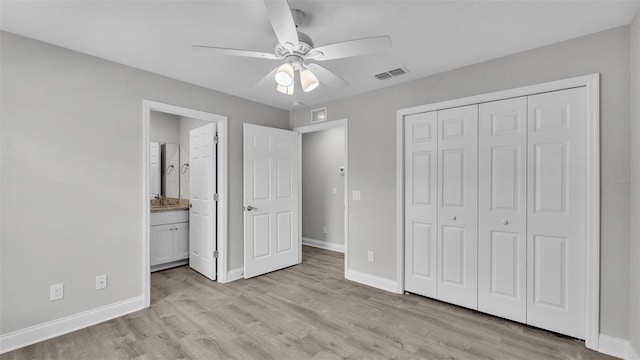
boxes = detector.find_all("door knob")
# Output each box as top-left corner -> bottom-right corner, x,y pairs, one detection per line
502,219 -> 509,225
246,205 -> 256,211
451,216 -> 457,220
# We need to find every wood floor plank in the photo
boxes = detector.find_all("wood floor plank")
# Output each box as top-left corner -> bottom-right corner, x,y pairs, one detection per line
1,246 -> 615,360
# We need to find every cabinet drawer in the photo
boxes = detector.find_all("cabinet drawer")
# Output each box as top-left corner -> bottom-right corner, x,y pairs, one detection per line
151,210 -> 188,225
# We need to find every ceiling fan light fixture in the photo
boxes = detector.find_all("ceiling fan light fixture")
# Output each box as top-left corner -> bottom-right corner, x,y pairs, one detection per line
300,69 -> 319,92
277,84 -> 294,95
275,63 -> 294,87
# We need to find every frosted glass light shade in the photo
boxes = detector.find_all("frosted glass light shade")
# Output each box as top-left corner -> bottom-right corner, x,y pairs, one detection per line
276,84 -> 294,95
275,63 -> 294,87
300,69 -> 319,92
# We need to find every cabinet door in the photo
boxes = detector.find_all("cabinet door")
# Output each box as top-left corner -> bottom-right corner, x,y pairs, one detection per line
478,97 -> 527,322
437,104 -> 478,310
526,88 -> 586,339
404,111 -> 438,297
150,224 -> 174,267
173,222 -> 189,261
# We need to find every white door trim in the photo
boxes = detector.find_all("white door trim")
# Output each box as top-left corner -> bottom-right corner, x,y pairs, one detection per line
396,74 -> 600,350
142,100 -> 229,309
294,119 -> 349,277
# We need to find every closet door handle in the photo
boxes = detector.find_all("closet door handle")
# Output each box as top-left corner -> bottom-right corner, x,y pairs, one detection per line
502,219 -> 509,225
451,216 -> 457,221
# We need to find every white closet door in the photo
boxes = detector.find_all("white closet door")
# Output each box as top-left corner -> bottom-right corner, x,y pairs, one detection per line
437,104 -> 478,309
478,97 -> 527,322
526,87 -> 586,339
404,111 -> 438,297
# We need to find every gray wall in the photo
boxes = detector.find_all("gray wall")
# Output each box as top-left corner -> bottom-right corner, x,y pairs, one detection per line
0,31 -> 289,334
291,26 -> 631,338
149,111 -> 179,144
302,127 -> 345,245
629,10 -> 640,355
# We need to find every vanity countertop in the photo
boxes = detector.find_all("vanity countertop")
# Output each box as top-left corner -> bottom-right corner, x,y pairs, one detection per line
150,198 -> 190,212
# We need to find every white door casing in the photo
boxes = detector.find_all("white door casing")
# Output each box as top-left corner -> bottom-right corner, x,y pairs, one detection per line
478,97 -> 528,322
437,104 -> 478,309
243,124 -> 299,279
404,111 -> 438,297
189,122 -> 217,280
526,87 -> 586,339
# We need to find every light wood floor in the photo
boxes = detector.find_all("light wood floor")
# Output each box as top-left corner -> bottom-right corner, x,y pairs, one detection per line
2,246 -> 614,360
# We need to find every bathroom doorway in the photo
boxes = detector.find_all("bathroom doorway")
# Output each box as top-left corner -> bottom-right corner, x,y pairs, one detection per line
142,101 -> 228,308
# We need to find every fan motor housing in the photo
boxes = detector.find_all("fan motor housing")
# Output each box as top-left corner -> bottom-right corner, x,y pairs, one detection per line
274,31 -> 314,57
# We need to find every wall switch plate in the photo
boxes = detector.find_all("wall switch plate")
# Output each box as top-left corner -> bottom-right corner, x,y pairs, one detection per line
96,275 -> 107,290
332,187 -> 338,195
323,226 -> 328,234
352,190 -> 361,201
367,251 -> 374,262
50,283 -> 64,301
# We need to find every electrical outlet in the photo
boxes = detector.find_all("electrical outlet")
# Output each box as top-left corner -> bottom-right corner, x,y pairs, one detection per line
323,226 -> 328,234
96,275 -> 107,290
352,190 -> 361,201
367,251 -> 374,262
50,283 -> 64,301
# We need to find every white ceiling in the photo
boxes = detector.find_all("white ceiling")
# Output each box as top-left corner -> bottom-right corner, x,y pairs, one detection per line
2,0 -> 639,110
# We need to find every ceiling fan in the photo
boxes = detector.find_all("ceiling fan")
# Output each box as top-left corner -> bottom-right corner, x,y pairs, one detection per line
193,0 -> 392,95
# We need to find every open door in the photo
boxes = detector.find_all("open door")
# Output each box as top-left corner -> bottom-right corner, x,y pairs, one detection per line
189,122 -> 217,280
243,124 -> 299,279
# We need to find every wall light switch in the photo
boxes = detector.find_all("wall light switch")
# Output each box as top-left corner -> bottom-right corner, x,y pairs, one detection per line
96,275 -> 107,290
352,190 -> 361,201
332,187 -> 338,195
323,226 -> 328,234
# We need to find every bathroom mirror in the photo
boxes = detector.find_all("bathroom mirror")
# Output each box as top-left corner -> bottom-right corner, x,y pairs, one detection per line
149,142 -> 181,199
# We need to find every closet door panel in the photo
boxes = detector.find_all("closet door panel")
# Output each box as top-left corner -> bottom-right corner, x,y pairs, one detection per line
478,97 -> 527,322
526,87 -> 586,339
404,111 -> 438,297
437,104 -> 478,309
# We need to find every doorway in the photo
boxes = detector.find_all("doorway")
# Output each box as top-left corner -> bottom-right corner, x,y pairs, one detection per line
295,119 -> 349,275
142,101 -> 228,308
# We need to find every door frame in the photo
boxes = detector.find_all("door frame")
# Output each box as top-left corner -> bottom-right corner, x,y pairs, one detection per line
396,74 -> 600,349
293,119 -> 349,276
142,100 -> 229,308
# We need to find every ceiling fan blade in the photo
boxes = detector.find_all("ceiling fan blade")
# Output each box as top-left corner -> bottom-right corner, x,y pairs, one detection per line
308,36 -> 391,61
255,66 -> 280,88
264,0 -> 299,50
306,63 -> 348,88
192,45 -> 279,60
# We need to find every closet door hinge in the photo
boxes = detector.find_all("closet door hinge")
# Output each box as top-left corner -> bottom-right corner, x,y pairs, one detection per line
214,133 -> 219,144
214,193 -> 219,201
213,250 -> 219,259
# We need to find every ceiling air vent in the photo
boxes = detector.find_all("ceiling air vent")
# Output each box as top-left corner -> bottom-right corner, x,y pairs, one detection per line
374,66 -> 409,80
311,107 -> 327,123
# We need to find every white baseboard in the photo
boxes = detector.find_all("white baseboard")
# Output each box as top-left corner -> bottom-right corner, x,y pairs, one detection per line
302,237 -> 344,253
598,334 -> 632,359
346,269 -> 402,294
0,296 -> 144,355
225,267 -> 244,283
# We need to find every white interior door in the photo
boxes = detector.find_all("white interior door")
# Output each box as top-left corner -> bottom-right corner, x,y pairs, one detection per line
189,122 -> 217,280
404,111 -> 438,298
437,104 -> 478,310
478,97 -> 527,322
526,88 -> 586,339
243,124 -> 299,279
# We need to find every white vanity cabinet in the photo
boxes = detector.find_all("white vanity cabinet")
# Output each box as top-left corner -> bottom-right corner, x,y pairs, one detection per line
150,210 -> 189,271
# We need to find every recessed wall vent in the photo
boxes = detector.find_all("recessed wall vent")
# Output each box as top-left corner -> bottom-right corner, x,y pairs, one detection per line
311,107 -> 327,123
374,67 -> 408,80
